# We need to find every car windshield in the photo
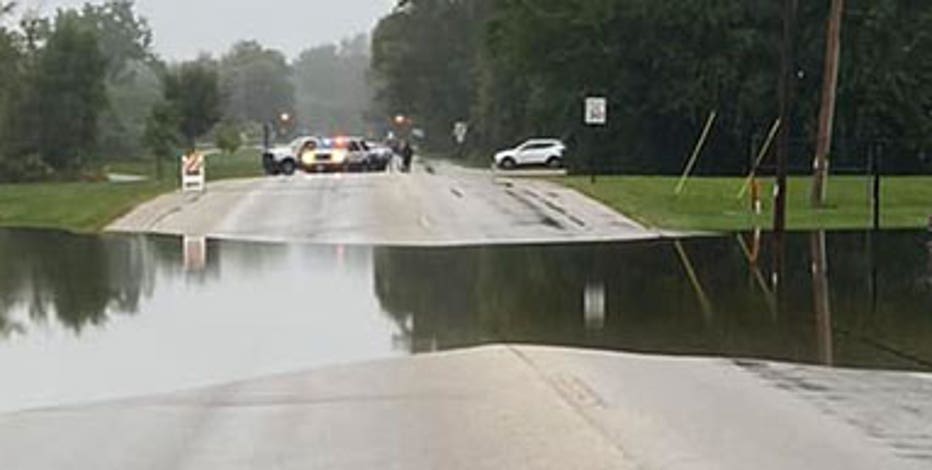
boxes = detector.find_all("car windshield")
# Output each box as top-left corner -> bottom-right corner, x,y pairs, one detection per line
1,1 -> 930,468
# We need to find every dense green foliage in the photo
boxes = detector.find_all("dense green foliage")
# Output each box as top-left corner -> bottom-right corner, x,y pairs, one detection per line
83,1 -> 160,159
0,1 -> 157,180
220,41 -> 295,125
293,34 -> 371,136
34,13 -> 108,171
214,121 -> 243,155
372,0 -> 932,174
160,59 -> 223,149
0,1 -> 377,183
371,1 -> 488,148
141,100 -> 181,179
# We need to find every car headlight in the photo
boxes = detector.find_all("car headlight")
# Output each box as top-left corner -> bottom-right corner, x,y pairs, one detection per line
332,150 -> 347,163
301,151 -> 314,165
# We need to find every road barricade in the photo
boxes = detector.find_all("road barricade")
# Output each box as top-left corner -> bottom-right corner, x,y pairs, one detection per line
182,152 -> 206,192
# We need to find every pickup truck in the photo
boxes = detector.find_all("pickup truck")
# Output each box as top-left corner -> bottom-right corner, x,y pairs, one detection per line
262,136 -> 319,175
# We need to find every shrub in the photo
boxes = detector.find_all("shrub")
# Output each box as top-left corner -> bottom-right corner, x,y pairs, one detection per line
0,154 -> 54,183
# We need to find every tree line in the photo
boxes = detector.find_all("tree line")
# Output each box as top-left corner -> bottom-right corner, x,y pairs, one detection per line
0,1 -> 371,183
371,0 -> 932,174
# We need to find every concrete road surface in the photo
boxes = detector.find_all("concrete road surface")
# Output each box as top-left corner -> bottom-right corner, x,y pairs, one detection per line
108,160 -> 663,245
2,346 -> 929,470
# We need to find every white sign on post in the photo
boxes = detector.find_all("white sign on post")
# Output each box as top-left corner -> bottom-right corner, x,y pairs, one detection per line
585,97 -> 608,126
181,152 -> 206,193
453,121 -> 469,144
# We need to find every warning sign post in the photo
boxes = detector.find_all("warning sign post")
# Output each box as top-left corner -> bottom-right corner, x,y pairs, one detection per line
583,96 -> 608,183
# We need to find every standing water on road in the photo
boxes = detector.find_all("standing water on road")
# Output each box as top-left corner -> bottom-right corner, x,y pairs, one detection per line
0,228 -> 929,412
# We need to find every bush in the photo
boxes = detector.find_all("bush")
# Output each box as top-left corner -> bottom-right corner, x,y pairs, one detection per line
214,121 -> 243,155
0,154 -> 54,183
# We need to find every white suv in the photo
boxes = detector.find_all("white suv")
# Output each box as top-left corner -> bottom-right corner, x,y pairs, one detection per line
493,139 -> 566,169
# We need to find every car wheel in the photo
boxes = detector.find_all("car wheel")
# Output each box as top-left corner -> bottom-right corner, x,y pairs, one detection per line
280,159 -> 297,176
500,158 -> 517,170
546,156 -> 563,169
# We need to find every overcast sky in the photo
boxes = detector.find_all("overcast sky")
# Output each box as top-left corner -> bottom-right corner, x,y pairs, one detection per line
27,0 -> 395,60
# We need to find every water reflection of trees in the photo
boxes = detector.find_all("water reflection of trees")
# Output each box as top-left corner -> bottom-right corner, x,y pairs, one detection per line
0,230 -> 299,338
374,231 -> 932,371
0,230 -> 164,333
0,230 -> 231,335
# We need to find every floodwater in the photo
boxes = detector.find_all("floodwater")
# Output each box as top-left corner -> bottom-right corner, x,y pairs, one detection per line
0,228 -> 929,412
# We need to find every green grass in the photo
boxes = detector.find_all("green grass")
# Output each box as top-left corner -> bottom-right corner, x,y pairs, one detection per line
0,147 -> 266,234
559,175 -> 932,231
422,151 -> 492,169
0,180 -> 172,233
203,147 -> 265,181
104,147 -> 264,182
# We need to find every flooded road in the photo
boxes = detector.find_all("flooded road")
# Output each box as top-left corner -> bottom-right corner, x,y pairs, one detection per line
0,228 -> 930,412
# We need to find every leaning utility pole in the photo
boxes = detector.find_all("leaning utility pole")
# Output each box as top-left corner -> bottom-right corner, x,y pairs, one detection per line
811,0 -> 845,207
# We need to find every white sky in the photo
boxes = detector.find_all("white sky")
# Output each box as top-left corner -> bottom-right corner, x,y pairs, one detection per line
22,0 -> 396,60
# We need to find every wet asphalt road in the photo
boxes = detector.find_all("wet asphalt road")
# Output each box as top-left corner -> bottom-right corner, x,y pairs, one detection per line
107,160 -> 662,245
2,346 -> 930,469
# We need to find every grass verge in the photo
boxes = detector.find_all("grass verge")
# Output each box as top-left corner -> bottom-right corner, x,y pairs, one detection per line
105,147 -> 264,182
0,147 -> 265,233
0,180 -> 172,233
558,175 -> 932,231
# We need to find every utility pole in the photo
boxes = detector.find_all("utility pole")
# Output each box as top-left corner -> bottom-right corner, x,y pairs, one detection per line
811,0 -> 845,207
775,0 -> 796,234
773,0 -> 797,296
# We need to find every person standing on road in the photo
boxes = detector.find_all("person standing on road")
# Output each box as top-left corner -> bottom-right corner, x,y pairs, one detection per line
401,140 -> 414,173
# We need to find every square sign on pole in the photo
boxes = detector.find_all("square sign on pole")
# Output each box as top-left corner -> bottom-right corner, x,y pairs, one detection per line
585,97 -> 608,126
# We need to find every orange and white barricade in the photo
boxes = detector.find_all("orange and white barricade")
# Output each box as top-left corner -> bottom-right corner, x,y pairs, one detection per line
181,152 -> 206,192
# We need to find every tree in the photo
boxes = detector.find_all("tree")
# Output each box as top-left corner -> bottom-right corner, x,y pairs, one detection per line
219,41 -> 294,125
0,3 -> 22,159
214,121 -> 242,155
143,100 -> 180,180
372,0 -> 932,174
293,34 -> 371,135
34,11 -> 108,171
97,60 -> 162,158
77,0 -> 159,159
371,1 -> 489,149
78,0 -> 154,82
161,58 -> 223,150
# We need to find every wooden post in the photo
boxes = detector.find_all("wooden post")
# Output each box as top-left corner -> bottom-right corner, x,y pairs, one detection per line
870,143 -> 882,231
675,111 -> 717,195
738,118 -> 781,199
811,0 -> 845,207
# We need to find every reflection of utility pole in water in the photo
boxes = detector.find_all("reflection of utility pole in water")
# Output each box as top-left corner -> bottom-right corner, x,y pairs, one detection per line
674,241 -> 713,322
810,231 -> 833,366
